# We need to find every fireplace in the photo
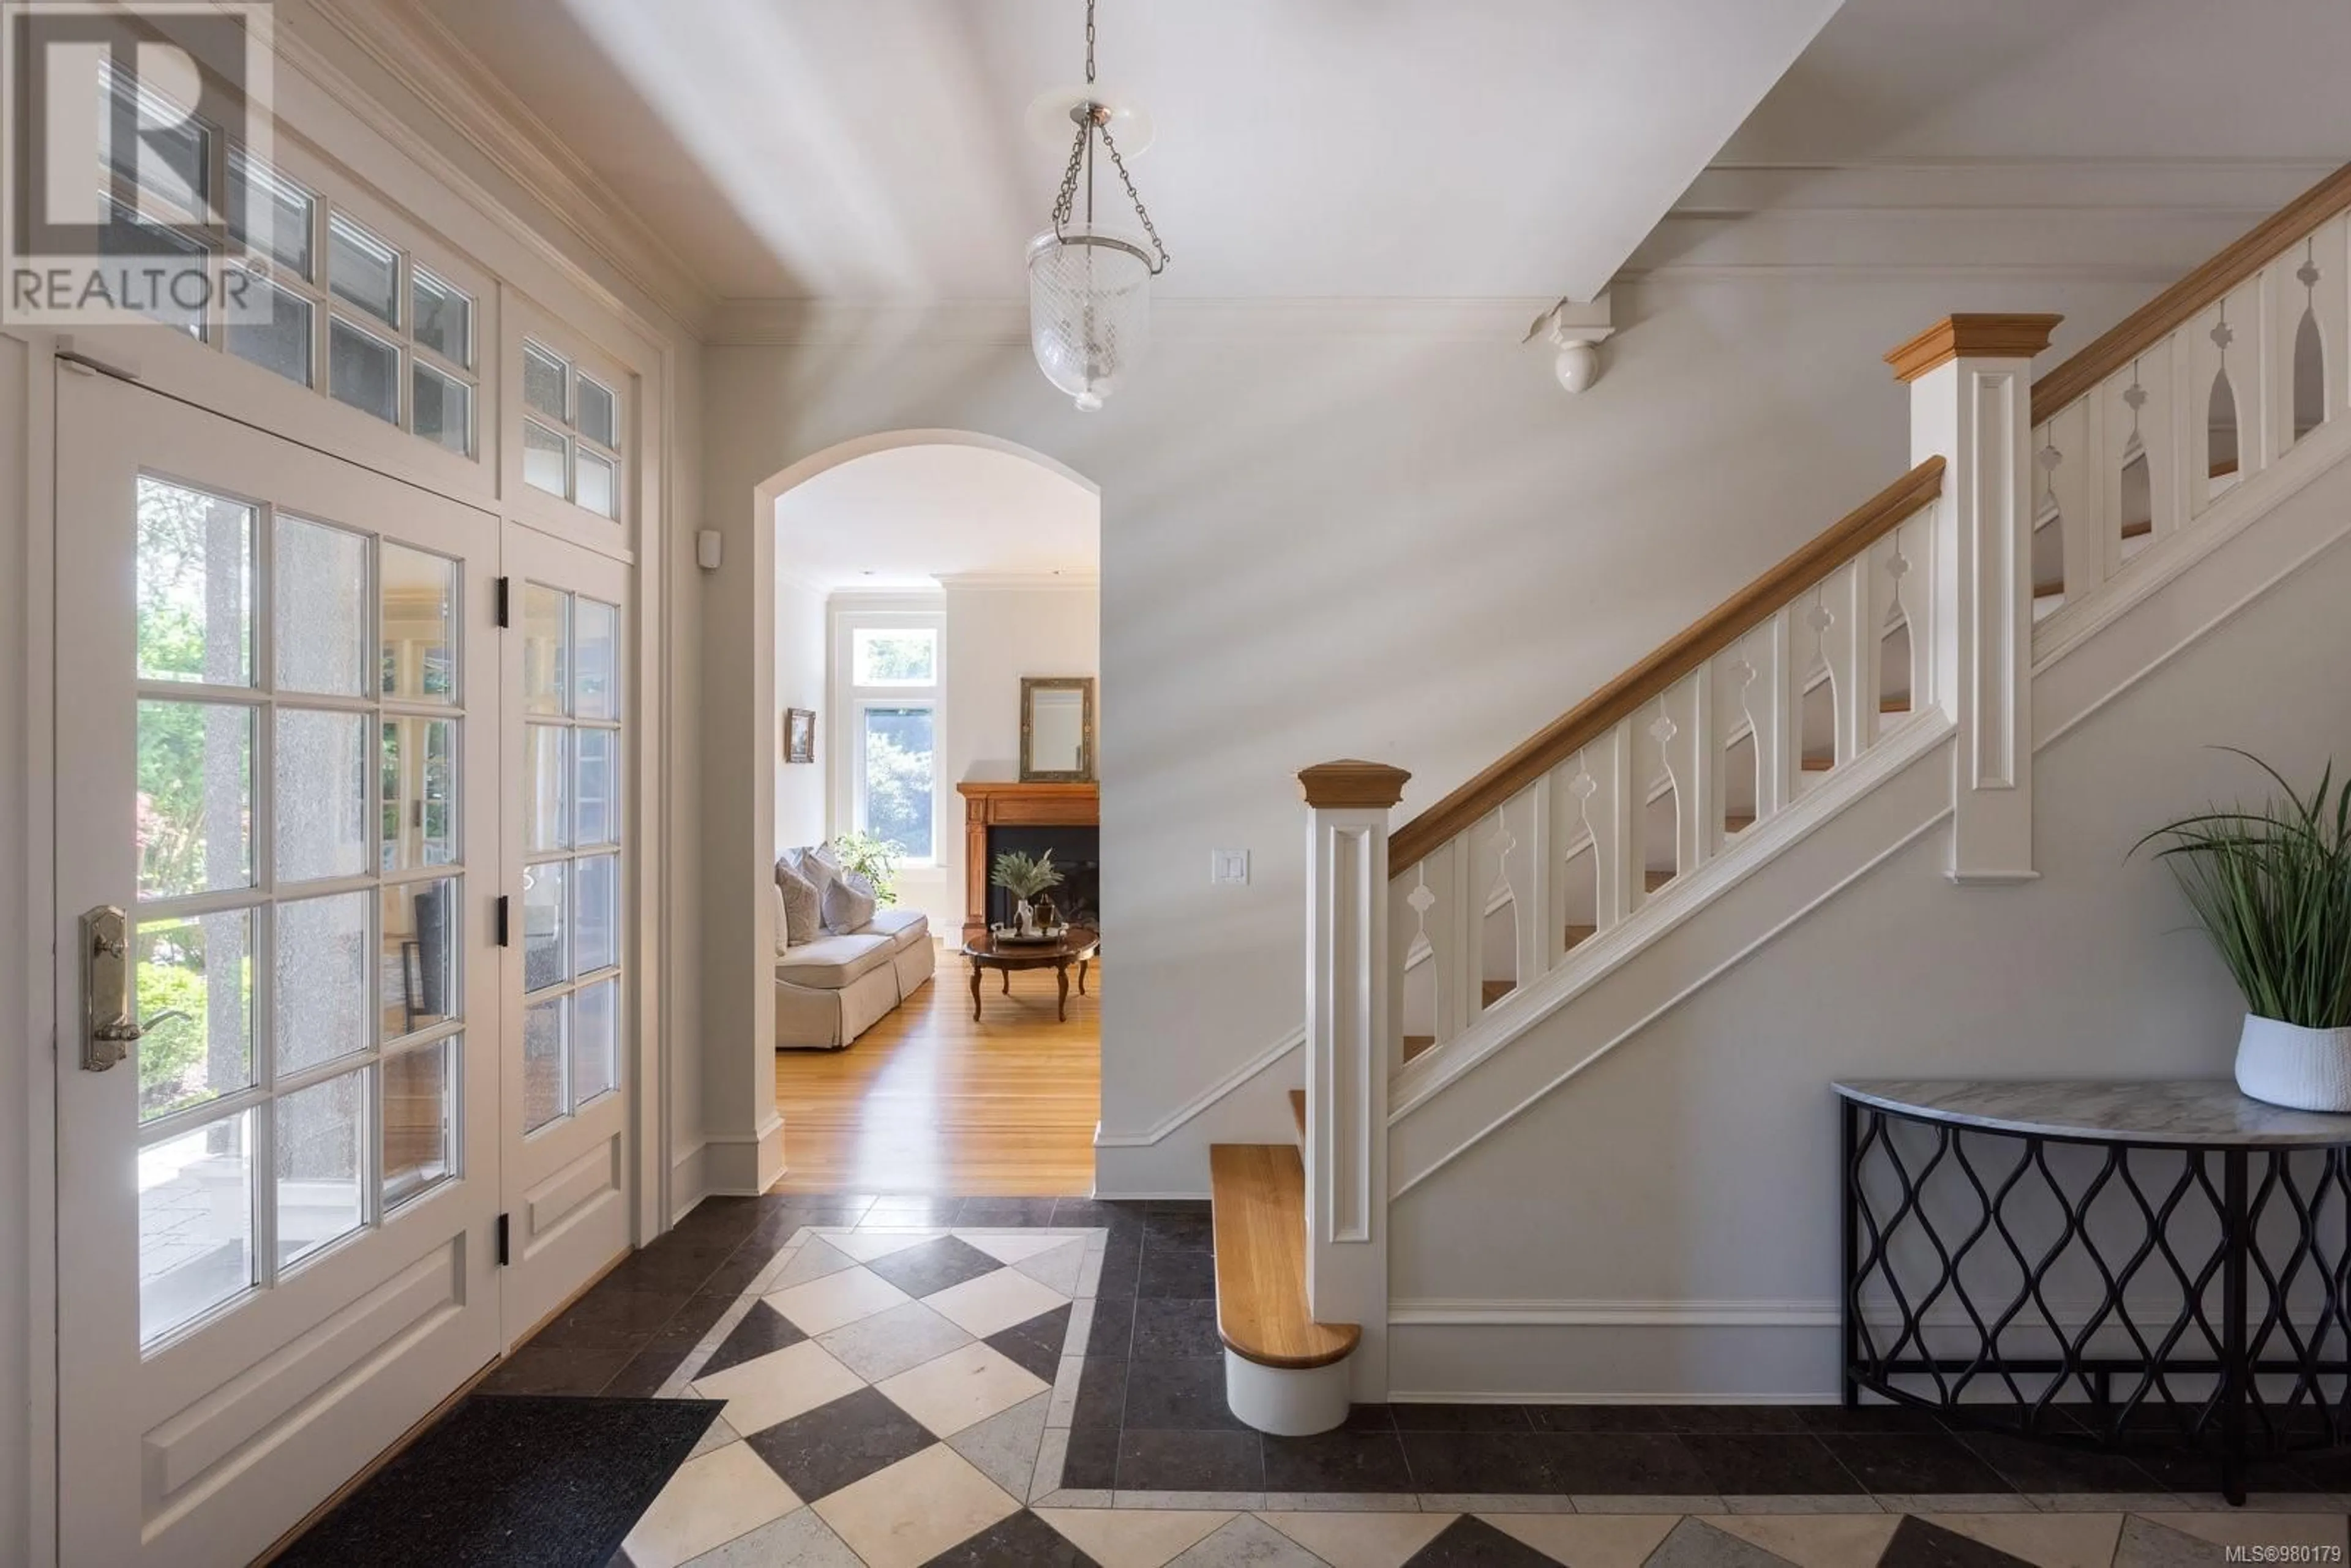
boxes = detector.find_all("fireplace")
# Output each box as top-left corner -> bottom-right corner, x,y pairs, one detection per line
956,781 -> 1100,945
984,824 -> 1099,932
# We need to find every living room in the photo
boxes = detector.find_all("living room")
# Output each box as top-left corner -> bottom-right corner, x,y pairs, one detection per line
768,434 -> 1103,1195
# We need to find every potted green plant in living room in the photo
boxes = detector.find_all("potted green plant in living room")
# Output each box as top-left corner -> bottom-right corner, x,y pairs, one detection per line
828,829 -> 902,907
2137,750 -> 2351,1111
991,847 -> 1064,937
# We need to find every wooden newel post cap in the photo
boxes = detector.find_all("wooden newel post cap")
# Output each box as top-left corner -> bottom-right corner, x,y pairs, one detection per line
1297,760 -> 1412,810
1884,313 -> 2063,381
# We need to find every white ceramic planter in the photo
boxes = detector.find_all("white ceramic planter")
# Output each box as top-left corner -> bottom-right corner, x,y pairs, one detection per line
2234,1015 -> 2351,1112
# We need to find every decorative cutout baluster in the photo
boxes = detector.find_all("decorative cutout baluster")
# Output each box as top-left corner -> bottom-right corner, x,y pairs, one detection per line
1478,805 -> 1518,1013
1398,863 -> 1437,1068
2032,432 -> 2066,621
1718,640 -> 1760,844
1560,757 -> 1602,954
1639,703 -> 1679,902
1797,588 -> 1837,787
1758,606 -> 1795,819
2293,241 -> 2327,441
1876,530 -> 1916,728
2207,303 -> 2244,504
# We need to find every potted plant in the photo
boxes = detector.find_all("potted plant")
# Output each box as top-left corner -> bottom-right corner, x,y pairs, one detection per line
2136,751 -> 2351,1111
991,848 -> 1064,937
829,830 -> 901,907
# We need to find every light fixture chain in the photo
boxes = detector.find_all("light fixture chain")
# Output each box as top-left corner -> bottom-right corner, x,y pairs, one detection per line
1099,124 -> 1169,272
1050,120 -> 1088,236
1084,0 -> 1097,83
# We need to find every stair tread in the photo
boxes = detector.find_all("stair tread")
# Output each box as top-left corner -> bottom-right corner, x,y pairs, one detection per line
1402,1034 -> 1438,1062
1209,1144 -> 1362,1370
1880,699 -> 1911,715
1644,868 -> 1674,893
1480,978 -> 1514,1007
1725,814 -> 1756,832
1564,923 -> 1597,949
1288,1089 -> 1305,1141
1802,752 -> 1834,772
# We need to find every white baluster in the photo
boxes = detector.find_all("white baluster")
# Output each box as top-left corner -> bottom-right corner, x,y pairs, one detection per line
1756,607 -> 1794,820
1661,672 -> 1704,881
1602,719 -> 1637,928
1826,559 -> 1866,765
1521,776 -> 1553,981
1443,831 -> 1477,1044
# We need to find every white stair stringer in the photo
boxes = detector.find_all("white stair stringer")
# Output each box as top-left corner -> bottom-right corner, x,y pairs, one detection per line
1390,416 -> 2351,1195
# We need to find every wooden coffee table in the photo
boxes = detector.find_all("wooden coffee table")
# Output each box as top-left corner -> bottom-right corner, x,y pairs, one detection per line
961,927 -> 1100,1022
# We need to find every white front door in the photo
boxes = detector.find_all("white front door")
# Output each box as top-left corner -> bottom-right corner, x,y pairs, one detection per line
53,367 -> 503,1564
498,524 -> 632,1338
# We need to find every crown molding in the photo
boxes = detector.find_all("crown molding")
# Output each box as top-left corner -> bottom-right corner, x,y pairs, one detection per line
300,0 -> 719,338
935,571 -> 1100,591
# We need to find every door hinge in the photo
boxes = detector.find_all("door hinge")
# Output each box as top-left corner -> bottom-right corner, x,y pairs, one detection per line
493,576 -> 512,629
494,894 -> 511,947
495,1213 -> 511,1267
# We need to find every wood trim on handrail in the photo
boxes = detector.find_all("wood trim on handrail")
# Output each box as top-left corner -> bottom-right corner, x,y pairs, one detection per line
2031,160 -> 2351,423
1386,457 -> 1947,871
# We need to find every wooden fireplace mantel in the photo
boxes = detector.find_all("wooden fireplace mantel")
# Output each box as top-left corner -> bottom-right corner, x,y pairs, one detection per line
958,780 -> 1099,944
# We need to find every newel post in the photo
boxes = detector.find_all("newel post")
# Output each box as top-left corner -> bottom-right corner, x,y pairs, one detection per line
1887,315 -> 2061,883
1297,759 -> 1410,1400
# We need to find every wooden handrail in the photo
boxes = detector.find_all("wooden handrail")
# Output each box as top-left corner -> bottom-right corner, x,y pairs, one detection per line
2031,160 -> 2351,424
1387,457 -> 1946,871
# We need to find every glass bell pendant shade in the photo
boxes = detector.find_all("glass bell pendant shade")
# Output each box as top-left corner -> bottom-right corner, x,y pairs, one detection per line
1028,223 -> 1154,412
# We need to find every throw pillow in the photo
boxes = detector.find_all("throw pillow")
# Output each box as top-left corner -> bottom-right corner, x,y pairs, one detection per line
822,870 -> 877,934
774,859 -> 821,947
784,844 -> 839,906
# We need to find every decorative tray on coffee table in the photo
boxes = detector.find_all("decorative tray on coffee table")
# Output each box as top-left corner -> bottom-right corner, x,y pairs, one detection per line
989,925 -> 1070,945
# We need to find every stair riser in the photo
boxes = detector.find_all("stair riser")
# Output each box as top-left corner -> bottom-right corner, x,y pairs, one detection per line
1224,1348 -> 1351,1436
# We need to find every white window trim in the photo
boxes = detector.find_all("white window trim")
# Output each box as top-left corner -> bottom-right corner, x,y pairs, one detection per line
828,598 -> 945,868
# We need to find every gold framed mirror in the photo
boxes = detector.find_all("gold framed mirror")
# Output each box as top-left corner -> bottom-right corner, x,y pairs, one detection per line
1020,677 -> 1097,781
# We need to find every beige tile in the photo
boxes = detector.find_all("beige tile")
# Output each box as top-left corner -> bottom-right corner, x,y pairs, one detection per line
1037,1507 -> 1236,1568
1706,1511 -> 1903,1568
621,1440 -> 801,1568
1488,1512 -> 1678,1568
830,1229 -> 947,1262
1016,1240 -> 1091,1296
962,1230 -> 1079,1265
682,1506 -> 863,1568
1927,1512 -> 2123,1568
811,1444 -> 1019,1568
767,1264 -> 913,1335
1722,1496 -> 1884,1515
1570,1495 -> 1725,1514
1258,1510 -> 1455,1568
924,1266 -> 1070,1337
2137,1512 -> 2349,1552
876,1341 -> 1049,1438
689,1339 -> 864,1436
1874,1493 -> 2035,1513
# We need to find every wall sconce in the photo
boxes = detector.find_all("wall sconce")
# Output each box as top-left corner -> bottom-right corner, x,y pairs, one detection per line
1524,292 -> 1615,394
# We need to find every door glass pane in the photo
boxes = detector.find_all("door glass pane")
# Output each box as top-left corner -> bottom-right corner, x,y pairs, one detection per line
381,718 -> 456,870
381,878 -> 457,1041
275,1069 -> 366,1268
575,729 -> 615,848
522,586 -> 568,716
224,280 -> 314,388
860,705 -> 936,857
576,449 -> 616,520
135,910 -> 253,1122
274,516 -> 369,695
138,700 -> 253,900
412,364 -> 473,457
577,376 -> 616,448
138,478 -> 253,686
97,202 -> 207,338
523,343 -> 568,420
571,978 -> 617,1108
141,1112 -> 255,1346
380,543 -> 456,703
523,996 -> 564,1133
522,421 -> 568,500
573,853 -> 617,975
227,152 -> 314,280
411,269 -> 471,367
276,891 -> 370,1075
524,726 -> 569,852
327,214 -> 399,327
573,599 -> 617,720
384,1038 -> 455,1208
329,317 -> 400,425
274,709 -> 369,883
522,861 -> 567,992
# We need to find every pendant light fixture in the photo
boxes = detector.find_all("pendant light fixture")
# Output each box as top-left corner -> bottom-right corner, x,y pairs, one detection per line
1026,0 -> 1170,412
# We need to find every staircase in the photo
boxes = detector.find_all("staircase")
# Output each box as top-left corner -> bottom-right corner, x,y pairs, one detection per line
1204,160 -> 2351,1428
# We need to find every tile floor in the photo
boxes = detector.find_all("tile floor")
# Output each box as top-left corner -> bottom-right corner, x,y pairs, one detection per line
484,1195 -> 2351,1566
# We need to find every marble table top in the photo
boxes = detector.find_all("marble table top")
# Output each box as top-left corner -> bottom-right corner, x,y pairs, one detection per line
1834,1079 -> 2351,1146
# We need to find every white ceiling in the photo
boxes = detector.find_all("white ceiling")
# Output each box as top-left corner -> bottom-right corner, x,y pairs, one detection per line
773,441 -> 1100,591
414,0 -> 1841,302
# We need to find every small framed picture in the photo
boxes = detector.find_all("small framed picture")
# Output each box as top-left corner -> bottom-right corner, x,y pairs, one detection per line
782,707 -> 816,765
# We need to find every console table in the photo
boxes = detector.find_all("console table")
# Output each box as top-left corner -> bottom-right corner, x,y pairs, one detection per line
1836,1080 -> 2351,1504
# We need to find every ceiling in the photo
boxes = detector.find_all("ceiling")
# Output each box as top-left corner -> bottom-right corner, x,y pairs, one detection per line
773,441 -> 1099,591
413,0 -> 1842,302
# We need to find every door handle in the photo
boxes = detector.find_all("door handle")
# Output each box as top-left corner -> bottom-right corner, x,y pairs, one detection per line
81,904 -> 140,1071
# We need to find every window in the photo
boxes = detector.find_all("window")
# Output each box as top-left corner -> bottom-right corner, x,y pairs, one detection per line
835,609 -> 942,863
521,339 -> 624,520
86,45 -> 481,458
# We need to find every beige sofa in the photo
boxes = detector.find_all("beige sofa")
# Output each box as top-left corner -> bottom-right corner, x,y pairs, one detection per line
773,885 -> 937,1050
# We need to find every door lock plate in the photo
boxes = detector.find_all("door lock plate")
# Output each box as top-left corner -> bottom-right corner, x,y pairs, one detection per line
81,904 -> 140,1071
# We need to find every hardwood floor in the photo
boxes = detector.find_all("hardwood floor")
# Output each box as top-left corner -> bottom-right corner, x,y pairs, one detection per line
770,943 -> 1101,1195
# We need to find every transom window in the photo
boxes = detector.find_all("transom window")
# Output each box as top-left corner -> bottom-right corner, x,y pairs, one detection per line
92,61 -> 481,460
521,340 -> 623,520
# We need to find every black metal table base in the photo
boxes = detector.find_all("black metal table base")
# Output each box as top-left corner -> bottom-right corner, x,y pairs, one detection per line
1840,1097 -> 2351,1504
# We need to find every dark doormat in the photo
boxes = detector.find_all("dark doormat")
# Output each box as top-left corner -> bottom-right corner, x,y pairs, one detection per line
274,1394 -> 721,1567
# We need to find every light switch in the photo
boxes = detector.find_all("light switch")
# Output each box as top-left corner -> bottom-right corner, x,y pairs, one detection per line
1211,849 -> 1250,886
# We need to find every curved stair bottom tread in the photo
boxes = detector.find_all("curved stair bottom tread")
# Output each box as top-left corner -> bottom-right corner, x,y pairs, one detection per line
1207,1143 -> 1360,1371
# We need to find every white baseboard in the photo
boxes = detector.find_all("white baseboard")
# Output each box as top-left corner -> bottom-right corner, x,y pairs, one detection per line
700,1116 -> 784,1196
667,1141 -> 711,1226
